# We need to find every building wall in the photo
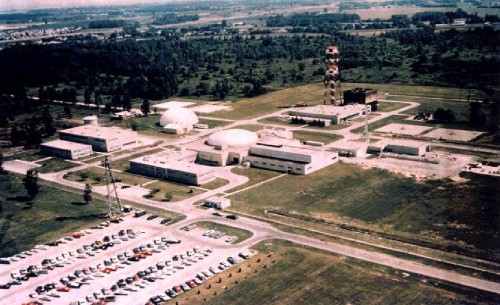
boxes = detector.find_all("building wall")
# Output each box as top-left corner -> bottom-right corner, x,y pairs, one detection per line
244,155 -> 306,174
130,160 -> 216,185
249,146 -> 313,163
197,151 -> 227,166
384,144 -> 427,156
40,142 -> 93,160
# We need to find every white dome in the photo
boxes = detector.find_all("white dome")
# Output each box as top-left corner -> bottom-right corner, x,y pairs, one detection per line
159,108 -> 198,127
207,129 -> 258,148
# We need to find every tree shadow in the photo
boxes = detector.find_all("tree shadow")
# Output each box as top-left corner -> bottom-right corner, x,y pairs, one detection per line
7,195 -> 31,202
55,213 -> 108,222
71,201 -> 88,206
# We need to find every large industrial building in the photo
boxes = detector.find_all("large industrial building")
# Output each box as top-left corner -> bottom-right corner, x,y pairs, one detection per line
159,107 -> 199,134
289,104 -> 369,125
244,143 -> 338,175
197,129 -> 258,166
343,88 -> 378,109
129,149 -> 216,185
59,125 -> 140,152
40,140 -> 93,160
367,139 -> 429,156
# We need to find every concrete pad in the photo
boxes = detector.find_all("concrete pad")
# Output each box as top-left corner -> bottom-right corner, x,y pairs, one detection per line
153,101 -> 195,110
375,123 -> 433,136
423,128 -> 484,142
190,104 -> 232,113
3,160 -> 41,174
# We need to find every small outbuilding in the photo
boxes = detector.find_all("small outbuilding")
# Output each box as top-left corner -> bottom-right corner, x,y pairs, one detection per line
203,196 -> 231,210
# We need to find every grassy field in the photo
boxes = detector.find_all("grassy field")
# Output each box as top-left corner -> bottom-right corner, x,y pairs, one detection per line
0,174 -> 107,257
64,167 -> 151,186
193,221 -> 253,244
376,101 -> 411,112
233,124 -> 264,132
5,149 -> 45,162
198,118 -> 233,128
227,167 -> 283,193
35,158 -> 79,173
184,239 -> 498,305
200,178 -> 230,190
203,82 -> 480,121
142,180 -> 204,202
228,163 -> 500,261
390,96 -> 471,122
292,130 -> 343,144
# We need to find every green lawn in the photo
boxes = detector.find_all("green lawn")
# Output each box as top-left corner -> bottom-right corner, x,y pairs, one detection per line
389,96 -> 471,122
198,118 -> 233,128
200,178 -> 230,190
64,167 -> 152,186
228,163 -> 500,261
292,130 -> 343,144
199,240 -> 497,305
342,82 -> 484,100
376,101 -> 411,112
142,180 -> 204,202
202,82 -> 483,121
0,174 -> 107,257
233,124 -> 264,132
35,158 -> 79,173
227,167 -> 283,193
193,221 -> 253,244
257,116 -> 293,127
5,149 -> 45,162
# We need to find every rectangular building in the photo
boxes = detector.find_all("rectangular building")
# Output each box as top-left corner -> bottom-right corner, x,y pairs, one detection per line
129,151 -> 216,186
59,125 -> 139,152
40,140 -> 93,160
289,104 -> 369,124
384,140 -> 429,156
343,88 -> 378,105
244,144 -> 338,175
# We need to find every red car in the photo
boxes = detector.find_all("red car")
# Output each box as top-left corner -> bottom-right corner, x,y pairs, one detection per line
172,286 -> 183,294
186,280 -> 197,288
56,286 -> 70,292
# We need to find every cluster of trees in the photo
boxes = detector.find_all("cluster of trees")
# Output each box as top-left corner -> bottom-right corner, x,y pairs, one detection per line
266,13 -> 360,27
291,117 -> 307,125
412,9 -> 499,25
88,19 -> 125,29
433,108 -> 456,123
10,111 -> 55,148
153,13 -> 199,25
38,87 -> 77,104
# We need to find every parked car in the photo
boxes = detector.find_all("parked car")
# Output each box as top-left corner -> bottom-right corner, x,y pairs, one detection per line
226,214 -> 238,220
160,218 -> 172,224
147,215 -> 158,221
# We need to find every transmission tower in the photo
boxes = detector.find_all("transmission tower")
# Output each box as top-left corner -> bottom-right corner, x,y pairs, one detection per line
102,156 -> 123,218
324,46 -> 340,105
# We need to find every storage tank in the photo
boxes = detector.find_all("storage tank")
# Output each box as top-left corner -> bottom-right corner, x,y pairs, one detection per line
83,115 -> 98,126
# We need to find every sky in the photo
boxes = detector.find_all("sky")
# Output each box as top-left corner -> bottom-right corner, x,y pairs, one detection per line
0,0 -> 189,11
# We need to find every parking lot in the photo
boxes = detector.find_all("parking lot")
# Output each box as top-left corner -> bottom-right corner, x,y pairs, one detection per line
0,213 -> 252,305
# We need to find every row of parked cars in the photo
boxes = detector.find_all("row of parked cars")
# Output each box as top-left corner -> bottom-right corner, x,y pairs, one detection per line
26,235 -> 183,305
146,253 -> 251,305
70,246 -> 210,305
2,225 -> 145,291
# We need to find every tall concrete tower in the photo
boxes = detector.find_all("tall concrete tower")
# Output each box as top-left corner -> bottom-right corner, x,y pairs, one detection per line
324,46 -> 340,105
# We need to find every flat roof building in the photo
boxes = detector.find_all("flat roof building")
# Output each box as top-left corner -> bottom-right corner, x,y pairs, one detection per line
40,140 -> 93,160
244,143 -> 338,175
130,150 -> 216,186
289,104 -> 369,125
329,140 -> 368,157
59,125 -> 139,152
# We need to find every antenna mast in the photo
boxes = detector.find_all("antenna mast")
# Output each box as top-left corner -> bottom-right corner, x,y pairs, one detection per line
102,156 -> 122,218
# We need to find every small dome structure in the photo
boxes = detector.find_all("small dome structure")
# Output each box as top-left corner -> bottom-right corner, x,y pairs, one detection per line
207,129 -> 258,148
159,108 -> 198,127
